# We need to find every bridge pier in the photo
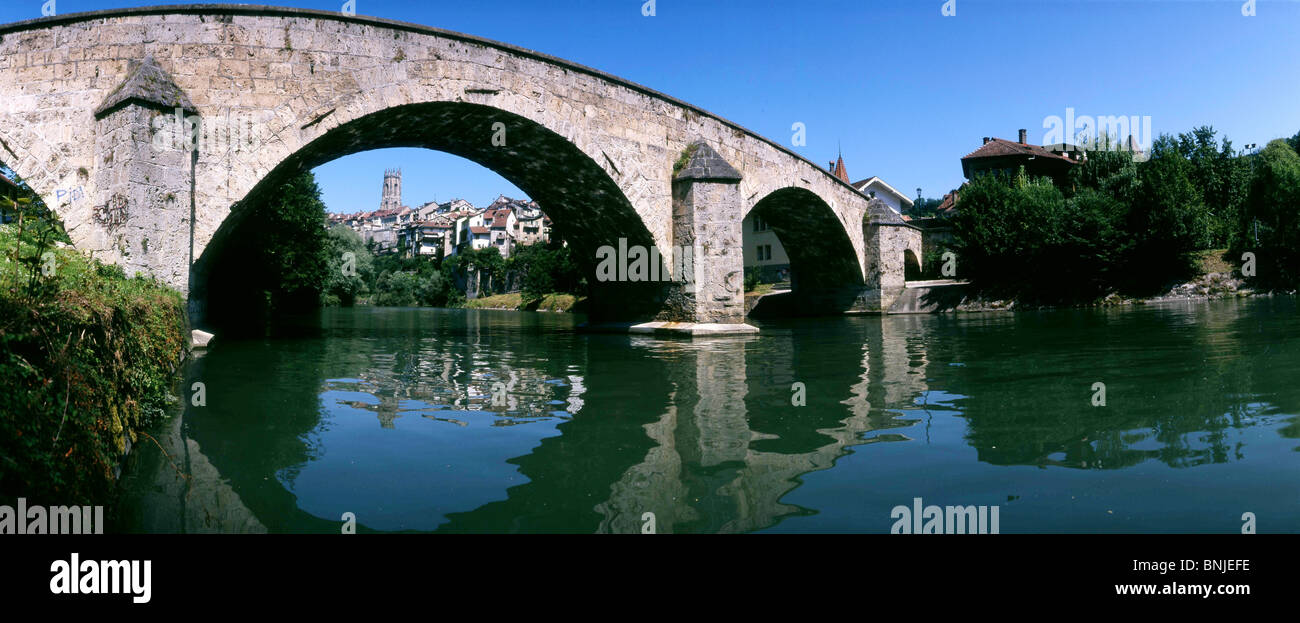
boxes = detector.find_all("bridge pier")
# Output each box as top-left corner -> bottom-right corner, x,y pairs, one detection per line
582,142 -> 759,336
661,142 -> 756,333
90,57 -> 197,295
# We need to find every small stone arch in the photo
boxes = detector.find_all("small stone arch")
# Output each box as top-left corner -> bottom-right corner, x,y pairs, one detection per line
904,248 -> 923,281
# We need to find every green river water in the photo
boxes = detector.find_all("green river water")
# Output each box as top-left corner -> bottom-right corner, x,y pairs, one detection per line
117,297 -> 1300,533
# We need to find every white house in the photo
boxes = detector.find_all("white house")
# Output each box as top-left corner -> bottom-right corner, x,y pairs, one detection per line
850,176 -> 914,215
741,212 -> 792,284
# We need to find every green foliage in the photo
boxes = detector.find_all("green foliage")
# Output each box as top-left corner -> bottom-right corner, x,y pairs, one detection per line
1173,127 -> 1253,248
951,169 -> 1098,301
208,172 -> 331,325
1,171 -> 72,304
507,243 -> 583,302
1241,140 -> 1300,287
908,196 -> 945,218
359,243 -> 585,308
743,266 -> 760,292
358,252 -> 458,308
1125,135 -> 1213,286
0,224 -> 187,507
323,225 -> 372,306
1068,135 -> 1140,203
951,124 -> 1300,300
374,270 -> 422,307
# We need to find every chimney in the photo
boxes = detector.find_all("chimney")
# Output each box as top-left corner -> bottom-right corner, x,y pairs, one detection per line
1018,129 -> 1027,145
829,161 -> 836,172
982,137 -> 990,144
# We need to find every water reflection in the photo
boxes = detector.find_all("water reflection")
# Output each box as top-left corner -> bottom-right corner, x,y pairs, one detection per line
119,298 -> 1300,533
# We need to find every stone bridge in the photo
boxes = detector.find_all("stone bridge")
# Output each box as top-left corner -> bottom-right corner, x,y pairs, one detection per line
0,5 -> 920,332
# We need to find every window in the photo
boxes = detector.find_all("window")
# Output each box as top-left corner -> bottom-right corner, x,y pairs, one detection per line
756,244 -> 772,262
753,216 -> 769,232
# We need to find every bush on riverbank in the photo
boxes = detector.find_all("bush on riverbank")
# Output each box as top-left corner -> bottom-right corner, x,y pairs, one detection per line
0,223 -> 187,508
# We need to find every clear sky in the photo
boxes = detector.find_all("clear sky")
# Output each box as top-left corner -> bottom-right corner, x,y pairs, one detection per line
4,0 -> 1299,212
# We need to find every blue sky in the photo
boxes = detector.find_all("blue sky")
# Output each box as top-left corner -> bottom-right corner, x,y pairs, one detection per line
4,0 -> 1299,212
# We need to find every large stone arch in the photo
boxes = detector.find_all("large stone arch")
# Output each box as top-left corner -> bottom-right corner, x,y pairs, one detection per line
192,100 -> 663,324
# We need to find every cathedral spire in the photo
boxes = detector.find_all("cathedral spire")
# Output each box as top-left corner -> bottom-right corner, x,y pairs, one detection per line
381,168 -> 402,211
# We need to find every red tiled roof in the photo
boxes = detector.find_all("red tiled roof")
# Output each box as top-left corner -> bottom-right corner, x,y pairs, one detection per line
936,190 -> 960,215
469,226 -> 489,234
961,138 -> 1076,164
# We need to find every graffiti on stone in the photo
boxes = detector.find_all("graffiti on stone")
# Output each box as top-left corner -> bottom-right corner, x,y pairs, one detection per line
94,194 -> 128,229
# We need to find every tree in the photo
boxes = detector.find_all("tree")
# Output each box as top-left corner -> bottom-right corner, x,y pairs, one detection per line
374,270 -> 421,306
449,246 -> 507,295
506,243 -> 583,301
1174,127 -> 1252,248
1126,135 -> 1213,287
257,173 -> 331,311
205,171 -> 330,326
949,168 -> 1070,298
324,224 -> 372,306
1068,134 -> 1140,204
908,196 -> 945,219
1241,140 -> 1300,287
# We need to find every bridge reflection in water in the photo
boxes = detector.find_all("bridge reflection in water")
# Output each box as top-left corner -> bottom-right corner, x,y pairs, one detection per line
118,300 -> 1300,533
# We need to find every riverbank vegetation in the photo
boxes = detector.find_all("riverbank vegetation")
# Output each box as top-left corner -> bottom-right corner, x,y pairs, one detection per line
320,237 -> 587,311
0,184 -> 187,508
948,128 -> 1300,303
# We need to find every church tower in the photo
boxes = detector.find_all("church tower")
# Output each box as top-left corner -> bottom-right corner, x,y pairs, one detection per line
381,168 -> 402,211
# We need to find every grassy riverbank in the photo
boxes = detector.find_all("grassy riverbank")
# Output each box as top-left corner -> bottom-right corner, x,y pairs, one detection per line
0,224 -> 188,508
460,292 -> 584,313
